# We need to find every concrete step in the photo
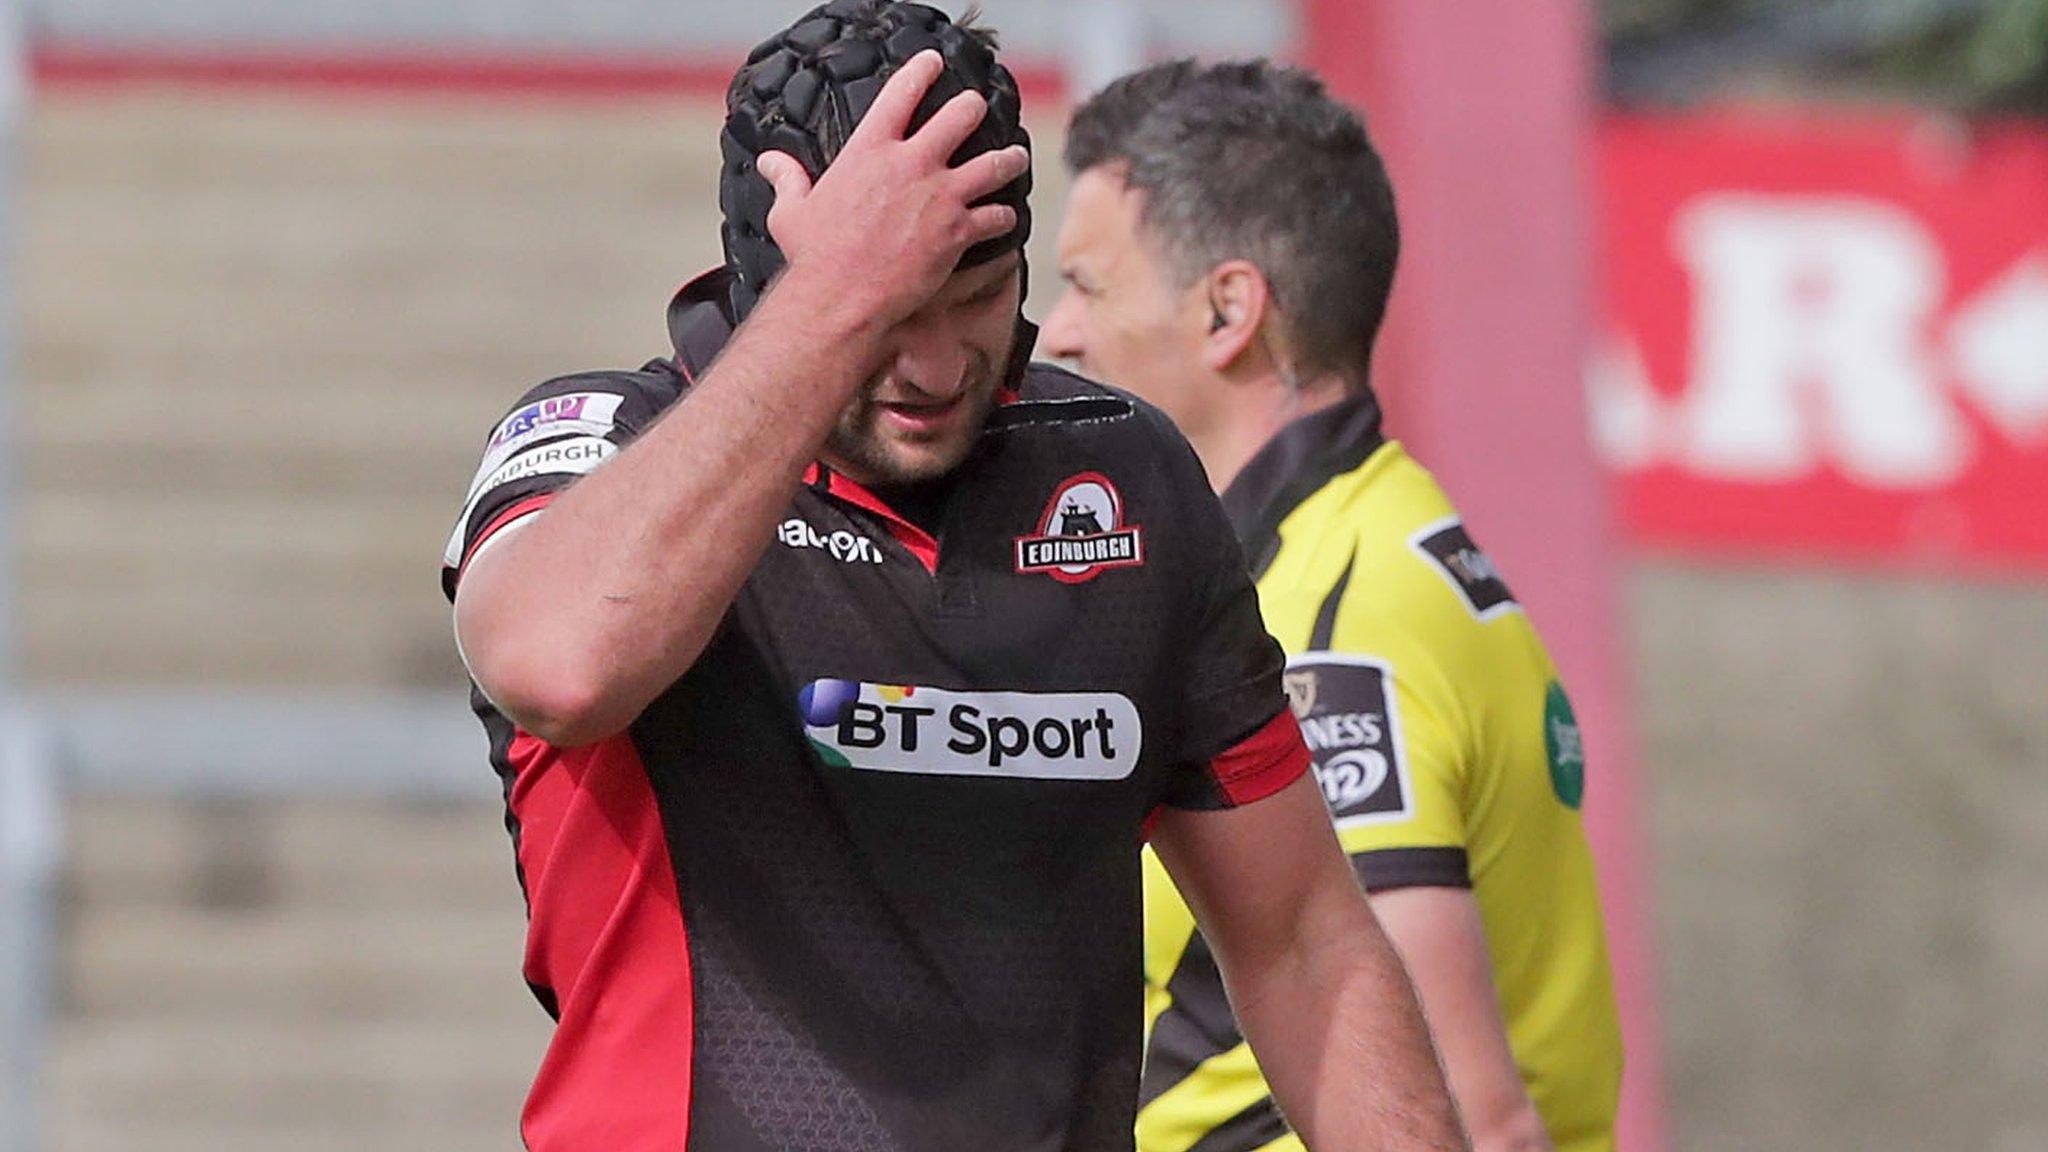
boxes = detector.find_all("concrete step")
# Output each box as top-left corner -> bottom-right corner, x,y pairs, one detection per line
25,492 -> 457,567
22,578 -> 467,686
55,1118 -> 528,1152
51,800 -> 550,1150
66,801 -> 515,912
49,1015 -> 542,1142
63,801 -> 530,1017
66,904 -> 528,1019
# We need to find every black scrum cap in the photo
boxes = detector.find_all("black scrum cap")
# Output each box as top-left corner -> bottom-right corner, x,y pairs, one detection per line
719,1 -> 1034,301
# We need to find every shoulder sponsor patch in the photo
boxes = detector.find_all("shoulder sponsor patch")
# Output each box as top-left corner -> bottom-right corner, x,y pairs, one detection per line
798,679 -> 1141,780
1408,516 -> 1519,621
1283,653 -> 1409,828
468,394 -> 623,491
484,392 -> 624,459
467,436 -> 615,501
443,436 -> 617,566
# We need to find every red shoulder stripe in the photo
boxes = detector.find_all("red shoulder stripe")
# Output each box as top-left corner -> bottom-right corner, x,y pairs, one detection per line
460,492 -> 557,575
1208,710 -> 1311,807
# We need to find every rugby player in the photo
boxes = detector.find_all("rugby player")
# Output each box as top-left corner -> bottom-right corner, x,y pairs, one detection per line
1042,59 -> 1624,1152
440,5 -> 1467,1150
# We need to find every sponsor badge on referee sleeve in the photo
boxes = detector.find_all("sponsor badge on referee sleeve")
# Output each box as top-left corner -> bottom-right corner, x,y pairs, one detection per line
1283,653 -> 1410,828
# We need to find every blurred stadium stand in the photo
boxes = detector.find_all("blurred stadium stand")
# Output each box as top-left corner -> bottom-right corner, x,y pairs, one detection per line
25,0 -> 1287,59
2,1 -> 2044,1150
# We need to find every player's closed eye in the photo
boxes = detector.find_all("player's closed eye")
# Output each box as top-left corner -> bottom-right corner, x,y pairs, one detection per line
954,281 -> 1009,310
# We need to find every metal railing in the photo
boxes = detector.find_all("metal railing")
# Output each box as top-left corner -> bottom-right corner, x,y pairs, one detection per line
0,704 -> 55,1152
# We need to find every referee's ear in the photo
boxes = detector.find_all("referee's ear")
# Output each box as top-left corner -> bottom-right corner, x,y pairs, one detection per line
1199,260 -> 1271,376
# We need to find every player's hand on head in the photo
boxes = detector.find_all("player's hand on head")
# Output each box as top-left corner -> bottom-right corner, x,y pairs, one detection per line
756,49 -> 1028,323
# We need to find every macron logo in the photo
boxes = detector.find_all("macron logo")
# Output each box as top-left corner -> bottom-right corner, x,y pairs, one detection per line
779,518 -> 886,565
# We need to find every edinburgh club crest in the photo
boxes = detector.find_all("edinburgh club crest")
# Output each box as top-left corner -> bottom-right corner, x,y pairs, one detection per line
1014,472 -> 1145,583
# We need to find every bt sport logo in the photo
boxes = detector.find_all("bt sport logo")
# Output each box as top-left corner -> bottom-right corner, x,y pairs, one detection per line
798,678 -> 1141,780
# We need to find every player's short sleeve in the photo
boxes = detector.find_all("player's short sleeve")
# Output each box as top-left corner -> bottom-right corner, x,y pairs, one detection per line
1286,648 -> 1473,889
1151,427 -> 1308,813
440,368 -> 677,601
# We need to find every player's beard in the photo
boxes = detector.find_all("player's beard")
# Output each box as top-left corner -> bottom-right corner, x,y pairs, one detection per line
824,345 -> 1004,486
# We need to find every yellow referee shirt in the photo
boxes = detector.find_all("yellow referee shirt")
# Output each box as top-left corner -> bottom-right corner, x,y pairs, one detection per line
1138,394 -> 1622,1152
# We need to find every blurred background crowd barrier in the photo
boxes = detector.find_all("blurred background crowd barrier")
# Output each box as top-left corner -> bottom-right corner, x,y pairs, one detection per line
0,0 -> 2042,1150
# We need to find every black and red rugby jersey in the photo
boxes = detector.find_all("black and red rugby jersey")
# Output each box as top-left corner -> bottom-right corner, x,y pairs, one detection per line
440,269 -> 1310,1152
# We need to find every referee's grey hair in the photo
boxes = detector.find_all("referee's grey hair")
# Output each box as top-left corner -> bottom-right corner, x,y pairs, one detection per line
1064,59 -> 1399,386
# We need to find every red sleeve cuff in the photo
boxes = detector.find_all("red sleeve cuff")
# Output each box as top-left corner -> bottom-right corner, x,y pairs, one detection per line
1208,709 -> 1311,807
459,492 -> 556,575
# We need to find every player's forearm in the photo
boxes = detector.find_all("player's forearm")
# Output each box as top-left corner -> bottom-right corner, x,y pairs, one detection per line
459,266 -> 889,745
1231,892 -> 1470,1152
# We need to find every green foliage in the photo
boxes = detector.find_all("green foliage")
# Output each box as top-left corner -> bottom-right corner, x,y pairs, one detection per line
1600,0 -> 2048,113
1965,0 -> 2048,102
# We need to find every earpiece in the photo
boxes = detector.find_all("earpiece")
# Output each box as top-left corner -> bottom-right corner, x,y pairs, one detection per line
1209,307 -> 1228,334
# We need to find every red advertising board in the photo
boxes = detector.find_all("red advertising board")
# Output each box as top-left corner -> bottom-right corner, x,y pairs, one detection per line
1598,113 -> 2048,570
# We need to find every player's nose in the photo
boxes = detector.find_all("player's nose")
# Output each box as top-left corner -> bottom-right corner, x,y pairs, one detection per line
885,323 -> 971,401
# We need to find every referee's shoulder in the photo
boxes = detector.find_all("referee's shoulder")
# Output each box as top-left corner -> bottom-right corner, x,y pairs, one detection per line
1325,460 -> 1472,599
1338,468 -> 1538,664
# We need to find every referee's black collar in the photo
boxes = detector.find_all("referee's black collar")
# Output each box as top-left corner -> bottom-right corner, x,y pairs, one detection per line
1220,389 -> 1386,578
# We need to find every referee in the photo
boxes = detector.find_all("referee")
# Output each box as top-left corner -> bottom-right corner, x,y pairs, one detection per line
1042,61 -> 1623,1152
